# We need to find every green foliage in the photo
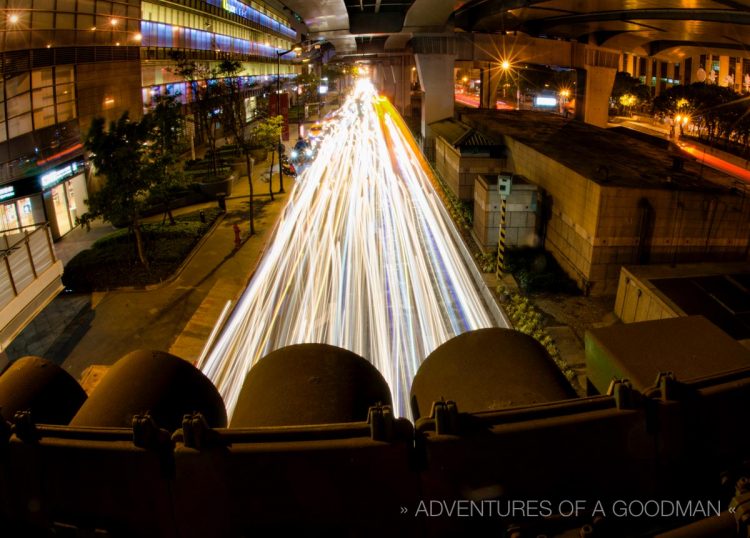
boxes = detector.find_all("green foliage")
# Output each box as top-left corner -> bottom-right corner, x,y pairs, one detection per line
611,72 -> 651,103
475,251 -> 497,273
82,112 -> 153,265
169,52 -> 225,169
499,286 -> 578,386
63,209 -> 221,291
247,115 -> 283,150
84,113 -> 150,221
652,82 -> 750,153
142,94 -> 187,224
432,169 -> 473,231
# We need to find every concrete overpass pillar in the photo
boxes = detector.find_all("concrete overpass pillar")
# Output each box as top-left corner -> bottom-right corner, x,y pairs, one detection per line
575,65 -> 617,128
480,63 -> 502,109
379,59 -> 411,117
415,53 -> 456,151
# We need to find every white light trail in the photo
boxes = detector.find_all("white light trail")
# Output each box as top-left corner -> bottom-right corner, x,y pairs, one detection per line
200,79 -> 506,418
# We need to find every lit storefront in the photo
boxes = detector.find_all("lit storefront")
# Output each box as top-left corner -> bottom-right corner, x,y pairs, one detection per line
0,159 -> 88,241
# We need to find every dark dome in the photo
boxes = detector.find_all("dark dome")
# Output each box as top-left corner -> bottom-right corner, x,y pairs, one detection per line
70,349 -> 227,431
410,328 -> 576,419
0,356 -> 86,425
230,343 -> 391,428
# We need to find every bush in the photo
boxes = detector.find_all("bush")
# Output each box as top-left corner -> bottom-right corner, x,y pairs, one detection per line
475,251 -> 496,273
63,208 -> 221,292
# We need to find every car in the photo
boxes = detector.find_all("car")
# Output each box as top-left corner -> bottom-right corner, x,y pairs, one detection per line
309,123 -> 323,138
290,138 -> 314,163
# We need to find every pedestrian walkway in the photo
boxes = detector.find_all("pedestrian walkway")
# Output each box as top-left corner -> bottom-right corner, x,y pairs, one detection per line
5,150 -> 294,382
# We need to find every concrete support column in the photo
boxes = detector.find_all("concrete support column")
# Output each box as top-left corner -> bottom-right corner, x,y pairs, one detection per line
719,55 -> 730,86
480,63 -> 502,109
575,65 -> 617,128
384,59 -> 411,117
415,52 -> 456,145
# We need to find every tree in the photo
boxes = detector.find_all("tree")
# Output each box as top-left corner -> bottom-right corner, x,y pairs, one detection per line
143,94 -> 185,225
294,72 -> 321,125
619,93 -> 637,116
611,71 -> 651,115
248,115 -> 283,201
170,52 -> 223,176
82,113 -> 152,267
214,59 -> 258,235
653,82 -> 750,152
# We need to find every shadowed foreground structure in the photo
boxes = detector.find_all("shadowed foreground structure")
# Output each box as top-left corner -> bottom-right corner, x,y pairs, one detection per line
1,327 -> 749,537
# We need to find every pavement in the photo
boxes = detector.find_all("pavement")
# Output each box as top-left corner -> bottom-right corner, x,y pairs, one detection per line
5,147 -> 296,384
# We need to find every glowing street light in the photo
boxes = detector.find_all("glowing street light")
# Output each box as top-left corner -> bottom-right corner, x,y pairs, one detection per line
8,14 -> 19,24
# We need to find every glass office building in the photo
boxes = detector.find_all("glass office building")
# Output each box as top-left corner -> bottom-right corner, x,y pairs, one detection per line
0,0 -> 297,239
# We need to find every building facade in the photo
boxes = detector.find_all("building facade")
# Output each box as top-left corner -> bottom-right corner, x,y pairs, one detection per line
0,0 -> 297,239
620,51 -> 750,97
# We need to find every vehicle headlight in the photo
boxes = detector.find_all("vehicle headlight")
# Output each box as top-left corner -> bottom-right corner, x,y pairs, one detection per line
291,150 -> 298,159
305,149 -> 313,157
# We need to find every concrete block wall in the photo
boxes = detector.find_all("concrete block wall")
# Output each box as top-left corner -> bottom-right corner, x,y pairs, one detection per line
503,137 -> 601,238
435,137 -> 506,202
459,155 -> 506,202
613,267 -> 681,324
474,175 -> 539,251
597,186 -> 750,265
503,136 -> 605,292
501,135 -> 750,295
435,138 -> 461,198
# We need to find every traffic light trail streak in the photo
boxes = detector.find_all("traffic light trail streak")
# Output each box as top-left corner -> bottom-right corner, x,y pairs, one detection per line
200,80 -> 506,418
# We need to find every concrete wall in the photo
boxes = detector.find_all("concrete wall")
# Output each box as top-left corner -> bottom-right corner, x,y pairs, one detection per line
614,267 -> 682,324
502,135 -> 750,295
474,175 -> 539,251
502,135 -> 604,292
434,137 -> 506,201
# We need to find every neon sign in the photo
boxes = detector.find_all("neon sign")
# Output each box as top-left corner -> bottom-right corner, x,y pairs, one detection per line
0,186 -> 14,201
40,162 -> 81,189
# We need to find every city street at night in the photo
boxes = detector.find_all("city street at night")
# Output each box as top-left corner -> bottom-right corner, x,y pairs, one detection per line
201,80 -> 506,418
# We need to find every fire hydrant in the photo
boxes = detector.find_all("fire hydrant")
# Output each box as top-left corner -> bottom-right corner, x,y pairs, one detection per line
233,223 -> 241,249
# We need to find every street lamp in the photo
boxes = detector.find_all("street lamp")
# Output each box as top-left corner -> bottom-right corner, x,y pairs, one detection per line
499,59 -> 520,109
274,45 -> 301,194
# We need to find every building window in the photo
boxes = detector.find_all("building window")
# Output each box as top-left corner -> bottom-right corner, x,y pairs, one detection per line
8,114 -> 32,138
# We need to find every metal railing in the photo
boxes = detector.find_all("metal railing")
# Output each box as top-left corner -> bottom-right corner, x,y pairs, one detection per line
0,223 -> 56,310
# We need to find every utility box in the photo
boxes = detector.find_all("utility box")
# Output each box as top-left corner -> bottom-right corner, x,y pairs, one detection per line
585,316 -> 750,395
473,174 -> 539,251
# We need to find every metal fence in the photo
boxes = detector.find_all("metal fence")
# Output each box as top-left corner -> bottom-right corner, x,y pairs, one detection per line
0,224 -> 56,310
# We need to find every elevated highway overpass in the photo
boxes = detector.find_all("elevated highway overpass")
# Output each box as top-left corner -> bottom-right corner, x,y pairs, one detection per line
278,1 -> 750,134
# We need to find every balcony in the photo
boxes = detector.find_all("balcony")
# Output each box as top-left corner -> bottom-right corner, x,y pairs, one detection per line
0,224 -> 64,354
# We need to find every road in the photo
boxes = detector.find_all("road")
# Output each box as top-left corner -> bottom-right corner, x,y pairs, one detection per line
454,89 -> 515,110
614,117 -> 750,183
200,80 -> 506,418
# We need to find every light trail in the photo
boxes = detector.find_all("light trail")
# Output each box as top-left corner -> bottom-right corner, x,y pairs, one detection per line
200,80 -> 506,418
679,142 -> 750,183
455,88 -> 515,110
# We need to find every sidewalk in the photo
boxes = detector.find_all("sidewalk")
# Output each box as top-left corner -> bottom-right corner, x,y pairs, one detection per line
5,151 -> 294,383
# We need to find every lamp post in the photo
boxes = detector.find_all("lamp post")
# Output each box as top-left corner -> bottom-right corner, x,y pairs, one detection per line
274,45 -> 301,194
499,59 -> 519,109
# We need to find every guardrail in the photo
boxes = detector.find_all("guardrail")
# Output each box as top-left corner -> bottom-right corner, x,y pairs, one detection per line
0,224 -> 56,311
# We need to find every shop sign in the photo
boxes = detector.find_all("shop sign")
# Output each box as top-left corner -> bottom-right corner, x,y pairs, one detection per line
0,186 -> 14,201
40,161 -> 82,189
